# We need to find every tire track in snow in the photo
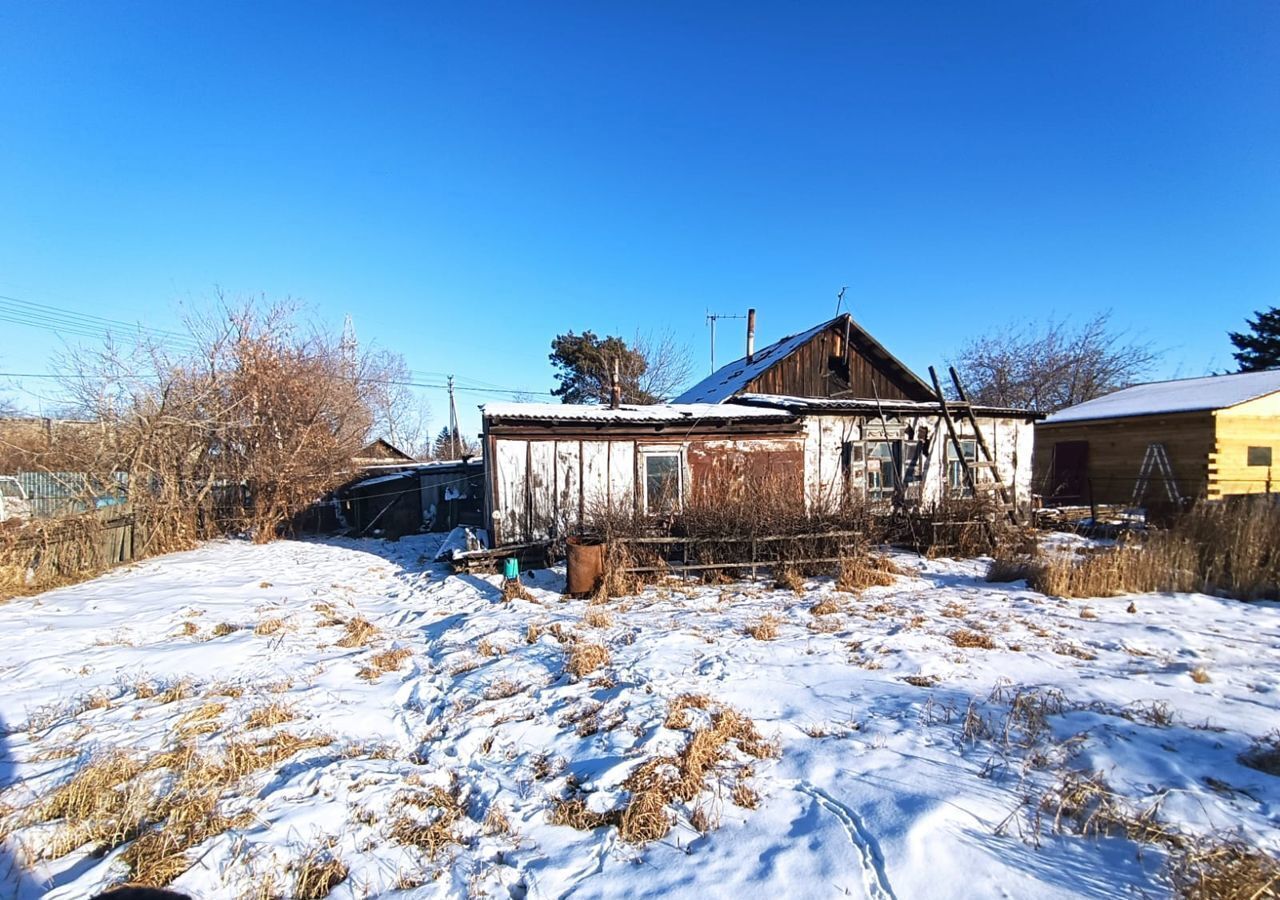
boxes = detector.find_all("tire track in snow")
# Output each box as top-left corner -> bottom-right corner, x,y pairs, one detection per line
791,781 -> 897,900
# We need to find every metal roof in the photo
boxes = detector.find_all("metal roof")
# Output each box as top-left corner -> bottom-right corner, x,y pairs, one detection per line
1043,369 -> 1280,424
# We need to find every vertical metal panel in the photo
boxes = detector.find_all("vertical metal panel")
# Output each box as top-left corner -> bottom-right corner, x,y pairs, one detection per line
527,441 -> 558,540
607,441 -> 636,513
495,440 -> 529,543
555,440 -> 582,533
581,441 -> 610,513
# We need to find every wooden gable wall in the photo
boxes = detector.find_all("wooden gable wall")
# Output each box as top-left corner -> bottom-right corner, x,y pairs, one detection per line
744,320 -> 934,402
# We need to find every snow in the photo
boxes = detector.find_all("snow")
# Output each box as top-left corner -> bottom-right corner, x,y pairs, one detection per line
1044,368 -> 1280,423
1,538 -> 1278,898
481,402 -> 795,422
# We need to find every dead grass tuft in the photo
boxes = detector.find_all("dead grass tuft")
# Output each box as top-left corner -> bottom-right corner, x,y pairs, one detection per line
582,607 -> 613,628
1240,734 -> 1280,777
155,680 -> 191,705
810,596 -> 842,616
566,642 -> 611,678
211,622 -> 240,638
387,782 -> 465,858
335,616 -> 378,648
949,628 -> 995,650
664,693 -> 712,730
254,617 -> 286,636
836,553 -> 901,593
774,567 -> 804,594
745,614 -> 779,641
501,579 -> 535,603
245,702 -> 297,731
1190,665 -> 1212,685
174,702 -> 226,737
291,840 -> 349,899
177,621 -> 199,637
359,646 -> 412,681
1169,840 -> 1280,900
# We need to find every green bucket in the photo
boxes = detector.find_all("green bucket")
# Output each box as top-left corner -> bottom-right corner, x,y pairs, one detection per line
502,557 -> 519,581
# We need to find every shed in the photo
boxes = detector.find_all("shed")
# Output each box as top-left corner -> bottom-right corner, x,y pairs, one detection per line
1035,369 -> 1280,506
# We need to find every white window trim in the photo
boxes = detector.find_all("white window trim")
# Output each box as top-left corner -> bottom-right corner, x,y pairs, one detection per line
640,448 -> 684,514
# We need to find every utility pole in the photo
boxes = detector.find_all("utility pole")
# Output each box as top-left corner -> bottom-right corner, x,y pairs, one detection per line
447,375 -> 461,458
705,309 -> 748,373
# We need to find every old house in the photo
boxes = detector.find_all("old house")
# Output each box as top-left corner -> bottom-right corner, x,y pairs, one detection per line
482,313 -> 1038,546
1035,369 -> 1280,507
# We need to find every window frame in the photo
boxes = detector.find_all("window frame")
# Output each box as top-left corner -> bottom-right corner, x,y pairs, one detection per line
946,438 -> 978,497
640,449 -> 684,515
1247,446 -> 1273,467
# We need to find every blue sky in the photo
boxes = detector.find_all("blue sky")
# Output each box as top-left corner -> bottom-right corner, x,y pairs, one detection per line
1,1 -> 1276,437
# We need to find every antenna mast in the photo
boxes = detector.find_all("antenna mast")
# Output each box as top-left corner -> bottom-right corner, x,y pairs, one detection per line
705,309 -> 748,373
834,286 -> 848,316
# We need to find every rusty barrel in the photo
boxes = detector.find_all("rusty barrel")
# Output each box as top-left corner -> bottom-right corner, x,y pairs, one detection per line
566,536 -> 605,595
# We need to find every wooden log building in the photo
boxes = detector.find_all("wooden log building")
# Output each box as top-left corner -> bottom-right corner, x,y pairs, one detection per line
1035,369 -> 1280,506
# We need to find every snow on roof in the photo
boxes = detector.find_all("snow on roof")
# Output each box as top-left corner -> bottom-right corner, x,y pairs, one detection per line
1043,369 -> 1280,424
481,402 -> 796,424
673,319 -> 836,404
737,394 -> 1040,419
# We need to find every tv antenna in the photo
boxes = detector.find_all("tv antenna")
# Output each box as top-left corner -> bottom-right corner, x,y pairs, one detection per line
834,285 -> 849,316
705,309 -> 747,373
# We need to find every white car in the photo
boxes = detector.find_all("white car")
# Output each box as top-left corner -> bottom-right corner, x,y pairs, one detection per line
0,476 -> 30,523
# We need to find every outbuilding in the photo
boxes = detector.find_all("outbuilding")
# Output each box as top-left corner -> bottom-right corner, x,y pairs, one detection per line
1035,369 -> 1280,507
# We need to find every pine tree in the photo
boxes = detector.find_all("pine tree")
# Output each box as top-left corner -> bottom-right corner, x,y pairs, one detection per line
432,426 -> 474,460
1230,306 -> 1280,372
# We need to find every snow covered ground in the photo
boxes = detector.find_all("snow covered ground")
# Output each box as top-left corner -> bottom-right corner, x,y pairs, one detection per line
0,535 -> 1277,899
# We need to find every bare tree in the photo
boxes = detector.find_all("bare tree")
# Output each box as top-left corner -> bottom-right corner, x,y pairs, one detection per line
365,350 -> 433,458
951,312 -> 1159,413
633,329 -> 695,402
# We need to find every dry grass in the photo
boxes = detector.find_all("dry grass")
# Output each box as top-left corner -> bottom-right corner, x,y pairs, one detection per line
254,617 -> 286,636
948,628 -> 995,650
155,680 -> 191,705
1022,498 -> 1280,601
582,607 -> 613,629
177,621 -> 199,637
359,646 -> 412,681
335,616 -> 378,648
174,702 -> 226,737
477,638 -> 506,657
245,702 -> 297,730
291,840 -> 349,899
836,553 -> 901,593
566,642 -> 611,678
1240,734 -> 1280,776
1170,840 -> 1280,899
501,579 -> 535,603
483,678 -> 523,701
211,622 -> 240,638
774,567 -> 805,593
664,693 -> 712,730
1190,665 -> 1212,685
387,782 -> 465,858
553,698 -> 777,845
745,614 -> 780,641
18,728 -> 334,885
524,623 -> 543,644
810,596 -> 842,616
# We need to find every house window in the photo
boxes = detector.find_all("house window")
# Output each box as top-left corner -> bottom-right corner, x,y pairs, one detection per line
947,439 -> 978,496
643,452 -> 682,513
866,441 -> 898,501
1248,446 -> 1272,467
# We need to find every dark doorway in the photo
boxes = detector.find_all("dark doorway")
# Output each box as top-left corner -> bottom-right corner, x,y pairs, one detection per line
1049,441 -> 1089,503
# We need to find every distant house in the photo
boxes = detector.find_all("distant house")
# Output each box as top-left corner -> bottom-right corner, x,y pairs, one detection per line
1036,369 -> 1280,507
352,439 -> 418,471
481,313 -> 1038,546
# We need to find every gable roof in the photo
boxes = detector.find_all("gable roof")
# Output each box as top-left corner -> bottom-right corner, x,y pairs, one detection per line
1043,369 -> 1280,425
353,439 -> 415,462
673,313 -> 934,404
482,401 -> 796,425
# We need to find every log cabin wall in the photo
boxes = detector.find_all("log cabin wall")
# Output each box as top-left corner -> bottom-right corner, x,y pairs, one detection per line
1211,393 -> 1280,497
743,321 -> 935,402
1034,411 -> 1216,506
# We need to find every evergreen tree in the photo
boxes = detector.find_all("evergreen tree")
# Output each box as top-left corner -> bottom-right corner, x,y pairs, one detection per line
1229,306 -> 1280,372
549,331 -> 655,404
432,426 -> 475,460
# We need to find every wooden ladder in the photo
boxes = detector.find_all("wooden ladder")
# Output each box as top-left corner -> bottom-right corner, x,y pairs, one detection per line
928,366 -> 1019,526
1132,443 -> 1183,506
